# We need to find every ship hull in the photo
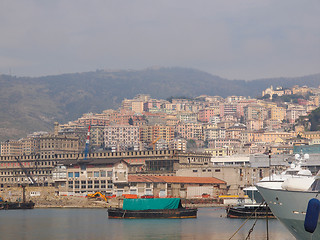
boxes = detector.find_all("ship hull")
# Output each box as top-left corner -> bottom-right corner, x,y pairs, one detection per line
226,205 -> 274,219
0,201 -> 35,210
108,208 -> 197,219
256,185 -> 320,240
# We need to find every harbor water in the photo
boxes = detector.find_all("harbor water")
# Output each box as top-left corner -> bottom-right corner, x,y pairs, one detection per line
0,207 -> 294,240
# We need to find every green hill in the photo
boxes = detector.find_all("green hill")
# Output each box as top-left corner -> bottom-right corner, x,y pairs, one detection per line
0,67 -> 319,141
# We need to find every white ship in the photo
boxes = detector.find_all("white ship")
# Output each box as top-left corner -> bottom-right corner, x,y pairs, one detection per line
256,153 -> 318,240
246,154 -> 312,203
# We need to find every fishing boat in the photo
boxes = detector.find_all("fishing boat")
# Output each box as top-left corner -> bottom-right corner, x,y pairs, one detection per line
108,198 -> 197,219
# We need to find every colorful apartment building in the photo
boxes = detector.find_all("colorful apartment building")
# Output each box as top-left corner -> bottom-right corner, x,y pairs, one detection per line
139,125 -> 174,145
219,103 -> 237,117
203,128 -> 226,141
197,108 -> 216,122
177,111 -> 198,123
269,106 -> 286,122
286,105 -> 307,123
104,125 -> 140,151
175,123 -> 204,141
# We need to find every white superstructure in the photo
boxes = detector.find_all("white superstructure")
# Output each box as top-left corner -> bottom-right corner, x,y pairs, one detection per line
247,154 -> 313,203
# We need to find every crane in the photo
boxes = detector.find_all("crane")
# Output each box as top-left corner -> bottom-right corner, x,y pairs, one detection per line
152,136 -> 161,150
14,157 -> 37,186
80,125 -> 91,171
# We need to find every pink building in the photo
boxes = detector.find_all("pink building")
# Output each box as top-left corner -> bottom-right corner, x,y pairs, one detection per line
198,108 -> 215,122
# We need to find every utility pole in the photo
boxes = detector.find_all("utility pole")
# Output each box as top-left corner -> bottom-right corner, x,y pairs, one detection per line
268,150 -> 271,181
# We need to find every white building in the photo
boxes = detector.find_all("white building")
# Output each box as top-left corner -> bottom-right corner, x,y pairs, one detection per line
104,125 -> 140,151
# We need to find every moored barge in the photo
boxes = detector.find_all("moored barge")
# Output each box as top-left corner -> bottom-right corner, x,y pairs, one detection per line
0,201 -> 35,210
108,198 -> 197,219
226,204 -> 274,219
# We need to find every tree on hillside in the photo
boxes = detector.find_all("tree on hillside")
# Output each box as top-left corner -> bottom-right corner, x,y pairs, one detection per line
187,139 -> 197,149
128,117 -> 134,125
309,107 -> 320,131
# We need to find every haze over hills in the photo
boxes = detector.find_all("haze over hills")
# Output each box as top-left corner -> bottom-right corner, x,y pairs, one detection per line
0,67 -> 319,141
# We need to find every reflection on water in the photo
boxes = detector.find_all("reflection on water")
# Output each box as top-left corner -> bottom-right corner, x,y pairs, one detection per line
0,207 -> 294,240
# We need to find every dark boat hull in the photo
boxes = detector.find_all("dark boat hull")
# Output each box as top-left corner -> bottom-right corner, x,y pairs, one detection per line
108,208 -> 197,219
0,202 -> 35,210
226,205 -> 274,219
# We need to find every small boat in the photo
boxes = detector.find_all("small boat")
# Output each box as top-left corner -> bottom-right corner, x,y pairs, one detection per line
108,198 -> 197,219
226,204 -> 274,219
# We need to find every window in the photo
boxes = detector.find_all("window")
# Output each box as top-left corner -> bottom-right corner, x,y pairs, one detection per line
107,171 -> 113,177
215,169 -> 221,172
68,172 -> 73,178
193,170 -> 198,173
101,180 -> 106,189
75,181 -> 79,189
94,180 -> 99,189
87,171 -> 92,177
88,180 -> 93,189
68,181 -> 73,189
74,172 -> 80,178
100,170 -> 106,177
94,171 -> 99,177
130,189 -> 137,194
81,180 -> 86,189
311,179 -> 320,191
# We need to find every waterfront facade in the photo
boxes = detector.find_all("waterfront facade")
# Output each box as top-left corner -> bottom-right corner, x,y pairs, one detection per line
0,150 -> 210,188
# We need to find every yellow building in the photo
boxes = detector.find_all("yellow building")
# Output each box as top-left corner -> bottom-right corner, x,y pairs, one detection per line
132,100 -> 144,114
292,85 -> 312,95
260,132 -> 294,143
269,106 -> 286,121
139,125 -> 174,145
204,148 -> 231,157
300,131 -> 320,140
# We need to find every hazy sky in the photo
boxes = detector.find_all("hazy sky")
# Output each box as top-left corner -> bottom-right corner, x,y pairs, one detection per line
1,0 -> 319,80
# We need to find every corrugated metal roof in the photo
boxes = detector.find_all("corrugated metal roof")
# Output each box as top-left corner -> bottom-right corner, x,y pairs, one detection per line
129,175 -> 226,184
128,175 -> 165,183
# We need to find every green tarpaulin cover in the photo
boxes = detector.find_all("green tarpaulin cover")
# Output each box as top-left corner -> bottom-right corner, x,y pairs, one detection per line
123,198 -> 182,210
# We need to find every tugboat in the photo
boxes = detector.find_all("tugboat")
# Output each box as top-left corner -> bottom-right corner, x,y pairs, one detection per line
108,198 -> 197,219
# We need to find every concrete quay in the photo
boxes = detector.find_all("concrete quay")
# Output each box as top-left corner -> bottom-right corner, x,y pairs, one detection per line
0,186 -> 225,209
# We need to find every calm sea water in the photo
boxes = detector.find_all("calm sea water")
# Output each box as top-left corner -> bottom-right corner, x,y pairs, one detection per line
0,207 -> 294,240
